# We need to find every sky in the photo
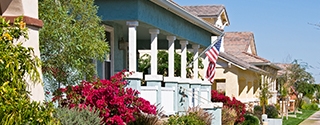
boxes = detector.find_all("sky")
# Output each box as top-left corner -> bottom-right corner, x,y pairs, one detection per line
175,0 -> 320,83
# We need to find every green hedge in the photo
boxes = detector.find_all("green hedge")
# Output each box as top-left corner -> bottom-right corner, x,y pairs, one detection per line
242,114 -> 260,125
301,103 -> 319,110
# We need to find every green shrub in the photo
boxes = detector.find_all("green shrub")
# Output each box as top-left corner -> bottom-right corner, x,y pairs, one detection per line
241,114 -> 260,125
54,107 -> 102,125
265,105 -> 278,118
167,113 -> 206,125
0,17 -> 58,124
301,103 -> 319,110
253,105 -> 262,122
254,105 -> 278,118
167,106 -> 212,125
222,106 -> 237,125
0,85 -> 58,125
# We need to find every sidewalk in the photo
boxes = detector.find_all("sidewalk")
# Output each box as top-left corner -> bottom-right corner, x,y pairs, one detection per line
299,111 -> 320,125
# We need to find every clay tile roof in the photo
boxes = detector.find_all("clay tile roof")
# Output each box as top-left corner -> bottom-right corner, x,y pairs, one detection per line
240,52 -> 270,63
274,63 -> 292,75
219,52 -> 267,74
182,5 -> 225,18
223,32 -> 254,54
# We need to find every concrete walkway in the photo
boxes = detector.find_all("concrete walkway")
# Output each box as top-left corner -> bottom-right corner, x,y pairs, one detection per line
299,111 -> 320,125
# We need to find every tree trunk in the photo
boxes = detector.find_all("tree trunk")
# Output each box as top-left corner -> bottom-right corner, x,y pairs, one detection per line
286,99 -> 288,120
281,97 -> 285,119
262,104 -> 265,114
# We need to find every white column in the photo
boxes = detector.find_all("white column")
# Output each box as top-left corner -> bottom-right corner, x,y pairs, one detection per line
149,29 -> 160,76
203,56 -> 209,81
167,36 -> 176,77
126,21 -> 139,72
192,44 -> 199,79
180,40 -> 188,79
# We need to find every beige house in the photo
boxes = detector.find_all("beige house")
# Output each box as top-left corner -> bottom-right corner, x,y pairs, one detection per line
1,0 -> 44,101
213,32 -> 281,105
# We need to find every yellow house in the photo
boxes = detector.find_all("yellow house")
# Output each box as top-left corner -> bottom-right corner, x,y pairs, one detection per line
213,32 -> 281,105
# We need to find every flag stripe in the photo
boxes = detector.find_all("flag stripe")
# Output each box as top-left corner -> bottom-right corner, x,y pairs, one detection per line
205,38 -> 222,82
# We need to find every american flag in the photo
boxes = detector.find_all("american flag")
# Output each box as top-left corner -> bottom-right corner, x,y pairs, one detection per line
205,38 -> 222,82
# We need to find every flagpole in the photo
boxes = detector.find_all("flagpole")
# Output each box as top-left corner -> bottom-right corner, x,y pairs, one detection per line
187,33 -> 224,67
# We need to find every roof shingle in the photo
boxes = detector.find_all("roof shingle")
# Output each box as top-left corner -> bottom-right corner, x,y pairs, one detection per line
223,32 -> 254,54
182,5 -> 225,18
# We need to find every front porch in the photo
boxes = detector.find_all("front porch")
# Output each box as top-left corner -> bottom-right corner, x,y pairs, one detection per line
95,0 -> 224,122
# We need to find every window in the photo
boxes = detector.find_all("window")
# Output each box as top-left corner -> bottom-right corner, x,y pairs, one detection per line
96,25 -> 114,79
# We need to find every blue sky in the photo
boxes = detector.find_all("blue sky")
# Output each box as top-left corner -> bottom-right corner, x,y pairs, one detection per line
175,0 -> 320,83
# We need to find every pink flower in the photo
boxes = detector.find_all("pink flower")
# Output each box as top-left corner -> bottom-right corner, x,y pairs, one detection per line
52,70 -> 157,124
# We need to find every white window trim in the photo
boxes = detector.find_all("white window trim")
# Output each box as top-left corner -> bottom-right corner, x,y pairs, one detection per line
104,25 -> 114,77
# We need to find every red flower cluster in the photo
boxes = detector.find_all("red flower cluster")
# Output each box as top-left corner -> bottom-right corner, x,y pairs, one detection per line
53,70 -> 157,125
211,90 -> 246,123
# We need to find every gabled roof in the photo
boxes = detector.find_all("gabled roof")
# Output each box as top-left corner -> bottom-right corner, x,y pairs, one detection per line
182,5 -> 225,18
182,5 -> 230,29
222,32 -> 280,71
224,32 -> 257,55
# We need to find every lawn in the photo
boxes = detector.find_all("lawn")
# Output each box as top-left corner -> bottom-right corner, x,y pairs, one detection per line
282,110 -> 317,125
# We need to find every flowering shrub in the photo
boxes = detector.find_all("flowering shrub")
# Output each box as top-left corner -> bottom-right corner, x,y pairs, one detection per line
0,17 -> 58,124
53,71 -> 157,125
211,90 -> 246,123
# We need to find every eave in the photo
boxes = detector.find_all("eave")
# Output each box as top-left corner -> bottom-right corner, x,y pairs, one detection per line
250,62 -> 282,70
150,0 -> 223,36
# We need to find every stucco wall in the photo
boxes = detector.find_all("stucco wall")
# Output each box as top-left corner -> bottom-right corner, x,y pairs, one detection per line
24,26 -> 45,101
224,67 -> 239,98
1,0 -> 44,101
214,59 -> 261,101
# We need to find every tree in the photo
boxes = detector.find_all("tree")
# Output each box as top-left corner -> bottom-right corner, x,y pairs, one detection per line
277,71 -> 289,118
278,60 -> 315,117
39,0 -> 109,92
0,17 -> 57,124
258,66 -> 277,115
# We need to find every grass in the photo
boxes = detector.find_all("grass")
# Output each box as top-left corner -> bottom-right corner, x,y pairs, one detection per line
282,110 -> 317,125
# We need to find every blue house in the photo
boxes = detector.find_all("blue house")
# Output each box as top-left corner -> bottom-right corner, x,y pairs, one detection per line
94,0 -> 229,124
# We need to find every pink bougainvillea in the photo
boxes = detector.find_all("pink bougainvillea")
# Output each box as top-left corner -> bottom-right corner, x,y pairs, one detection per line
53,70 -> 157,125
211,90 -> 246,123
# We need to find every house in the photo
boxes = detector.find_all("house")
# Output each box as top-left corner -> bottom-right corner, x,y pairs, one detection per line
138,4 -> 230,78
93,1 -> 229,123
213,32 -> 281,105
1,0 -> 45,101
275,63 -> 296,112
94,0 -> 227,85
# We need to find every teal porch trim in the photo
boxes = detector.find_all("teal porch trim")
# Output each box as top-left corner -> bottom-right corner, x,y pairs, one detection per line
95,0 -> 212,47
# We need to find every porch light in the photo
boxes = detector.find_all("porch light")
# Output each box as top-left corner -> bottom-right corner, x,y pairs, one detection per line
118,37 -> 127,50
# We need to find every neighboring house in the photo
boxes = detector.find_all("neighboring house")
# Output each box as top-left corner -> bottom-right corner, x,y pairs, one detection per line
1,0 -> 45,101
214,32 -> 281,105
275,63 -> 296,112
182,5 -> 230,30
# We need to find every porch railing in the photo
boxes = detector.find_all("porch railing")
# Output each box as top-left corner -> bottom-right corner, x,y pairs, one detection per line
125,75 -> 223,125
